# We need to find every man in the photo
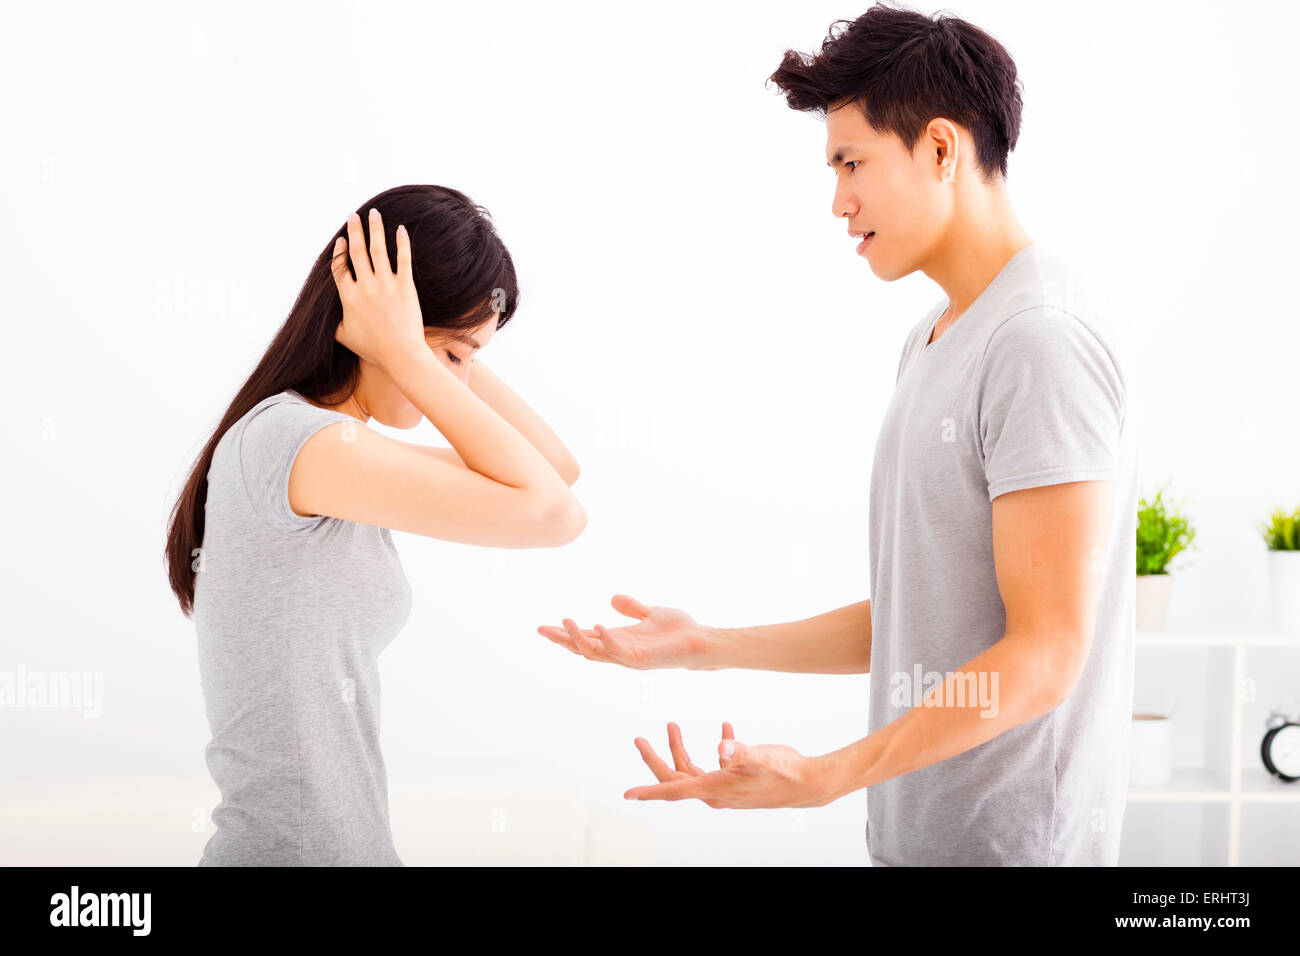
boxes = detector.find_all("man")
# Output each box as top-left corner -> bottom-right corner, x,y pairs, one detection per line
538,2 -> 1137,866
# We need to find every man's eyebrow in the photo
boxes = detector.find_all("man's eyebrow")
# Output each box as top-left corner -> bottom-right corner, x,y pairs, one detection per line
826,145 -> 860,167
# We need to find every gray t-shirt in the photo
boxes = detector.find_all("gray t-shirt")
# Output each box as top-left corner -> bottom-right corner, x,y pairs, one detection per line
865,243 -> 1138,866
193,389 -> 413,866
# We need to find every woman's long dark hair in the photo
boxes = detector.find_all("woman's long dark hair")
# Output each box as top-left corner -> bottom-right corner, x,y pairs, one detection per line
165,184 -> 520,617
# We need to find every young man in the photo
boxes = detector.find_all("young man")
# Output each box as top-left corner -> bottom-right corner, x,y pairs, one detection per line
538,3 -> 1137,866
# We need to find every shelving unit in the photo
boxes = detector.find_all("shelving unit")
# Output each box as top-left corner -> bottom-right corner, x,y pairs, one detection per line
1129,630 -> 1300,865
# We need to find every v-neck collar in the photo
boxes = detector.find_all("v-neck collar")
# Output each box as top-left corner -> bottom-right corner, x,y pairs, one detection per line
919,243 -> 1038,356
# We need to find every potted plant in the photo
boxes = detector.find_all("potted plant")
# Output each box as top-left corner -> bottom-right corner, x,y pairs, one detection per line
1258,504 -> 1300,633
1136,484 -> 1197,631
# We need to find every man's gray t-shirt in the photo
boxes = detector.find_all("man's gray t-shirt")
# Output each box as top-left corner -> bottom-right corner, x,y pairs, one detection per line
193,389 -> 413,866
865,243 -> 1138,866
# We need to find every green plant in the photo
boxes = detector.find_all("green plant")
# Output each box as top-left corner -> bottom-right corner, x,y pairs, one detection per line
1258,504 -> 1300,551
1136,484 -> 1197,575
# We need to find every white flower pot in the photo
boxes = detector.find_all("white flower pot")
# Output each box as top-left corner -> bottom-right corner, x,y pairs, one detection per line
1136,573 -> 1175,631
1129,713 -> 1174,786
1268,550 -> 1300,634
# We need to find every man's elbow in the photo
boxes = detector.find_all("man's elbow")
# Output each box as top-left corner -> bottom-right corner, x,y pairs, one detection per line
1043,639 -> 1091,709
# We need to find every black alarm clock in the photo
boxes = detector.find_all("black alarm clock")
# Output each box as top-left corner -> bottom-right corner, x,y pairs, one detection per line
1261,710 -> 1300,782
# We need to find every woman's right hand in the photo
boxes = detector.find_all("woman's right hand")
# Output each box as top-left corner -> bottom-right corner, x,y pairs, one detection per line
537,594 -> 720,671
330,208 -> 427,371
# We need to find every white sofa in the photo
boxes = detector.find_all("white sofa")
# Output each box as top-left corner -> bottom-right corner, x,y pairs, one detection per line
0,758 -> 653,865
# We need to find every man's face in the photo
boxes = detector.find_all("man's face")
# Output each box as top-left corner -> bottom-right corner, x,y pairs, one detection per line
825,101 -> 952,281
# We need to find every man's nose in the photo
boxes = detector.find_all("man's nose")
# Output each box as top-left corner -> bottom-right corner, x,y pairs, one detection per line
831,183 -> 857,220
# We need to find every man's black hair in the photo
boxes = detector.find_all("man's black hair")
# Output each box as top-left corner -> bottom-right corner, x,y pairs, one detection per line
769,2 -> 1024,182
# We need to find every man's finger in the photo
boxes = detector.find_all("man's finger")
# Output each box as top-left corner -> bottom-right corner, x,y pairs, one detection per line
667,722 -> 705,775
633,737 -> 680,782
611,593 -> 651,620
536,625 -> 582,656
592,624 -> 636,668
625,772 -> 722,803
563,618 -> 611,661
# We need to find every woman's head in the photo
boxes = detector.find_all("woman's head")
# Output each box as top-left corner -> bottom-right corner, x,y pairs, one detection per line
165,184 -> 519,616
304,184 -> 519,425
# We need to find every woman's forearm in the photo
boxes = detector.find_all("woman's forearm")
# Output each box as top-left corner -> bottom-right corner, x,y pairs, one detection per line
467,359 -> 581,485
385,346 -> 579,512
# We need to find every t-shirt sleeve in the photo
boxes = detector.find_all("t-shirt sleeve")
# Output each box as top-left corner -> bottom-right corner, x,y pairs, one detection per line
975,306 -> 1126,501
237,399 -> 352,532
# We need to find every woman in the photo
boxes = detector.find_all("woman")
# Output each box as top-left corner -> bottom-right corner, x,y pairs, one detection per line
164,184 -> 586,865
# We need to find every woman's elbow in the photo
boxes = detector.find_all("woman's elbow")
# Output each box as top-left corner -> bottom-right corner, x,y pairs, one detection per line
552,497 -> 587,544
560,459 -> 580,487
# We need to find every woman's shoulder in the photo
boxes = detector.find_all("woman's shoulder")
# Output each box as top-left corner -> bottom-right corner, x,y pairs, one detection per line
234,391 -> 358,533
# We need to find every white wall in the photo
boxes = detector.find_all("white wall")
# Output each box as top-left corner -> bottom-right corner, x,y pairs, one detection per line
2,0 -> 1297,865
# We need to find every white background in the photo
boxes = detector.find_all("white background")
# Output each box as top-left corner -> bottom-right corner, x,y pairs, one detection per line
2,0 -> 1298,865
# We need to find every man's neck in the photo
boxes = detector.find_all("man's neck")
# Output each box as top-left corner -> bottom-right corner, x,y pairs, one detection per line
919,187 -> 1033,338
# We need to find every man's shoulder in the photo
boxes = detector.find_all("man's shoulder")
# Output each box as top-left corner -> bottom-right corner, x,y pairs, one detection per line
992,246 -> 1115,341
980,249 -> 1126,374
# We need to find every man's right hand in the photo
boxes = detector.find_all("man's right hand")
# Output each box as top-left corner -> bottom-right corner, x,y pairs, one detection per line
537,594 -> 722,671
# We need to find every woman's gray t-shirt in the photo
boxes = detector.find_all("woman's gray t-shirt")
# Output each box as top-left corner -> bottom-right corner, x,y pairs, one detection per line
193,389 -> 413,866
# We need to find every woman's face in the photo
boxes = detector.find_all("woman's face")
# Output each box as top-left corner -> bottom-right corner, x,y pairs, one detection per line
359,315 -> 498,428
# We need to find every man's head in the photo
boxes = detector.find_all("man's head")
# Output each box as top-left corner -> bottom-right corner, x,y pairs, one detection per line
769,3 -> 1024,280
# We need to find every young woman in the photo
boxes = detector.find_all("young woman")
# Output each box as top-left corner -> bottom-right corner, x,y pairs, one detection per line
164,184 -> 586,866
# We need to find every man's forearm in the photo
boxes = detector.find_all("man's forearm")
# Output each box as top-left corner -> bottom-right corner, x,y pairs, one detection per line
809,629 -> 1070,804
698,600 -> 871,674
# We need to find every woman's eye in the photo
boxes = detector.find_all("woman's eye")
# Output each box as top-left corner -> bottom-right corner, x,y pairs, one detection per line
446,351 -> 462,365
846,161 -> 859,171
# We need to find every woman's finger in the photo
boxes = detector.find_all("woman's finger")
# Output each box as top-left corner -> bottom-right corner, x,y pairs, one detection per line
329,236 -> 354,295
722,721 -> 735,741
394,223 -> 411,282
346,211 -> 373,280
367,207 -> 393,278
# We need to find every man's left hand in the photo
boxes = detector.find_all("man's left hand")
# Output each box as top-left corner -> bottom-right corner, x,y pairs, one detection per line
623,721 -> 828,809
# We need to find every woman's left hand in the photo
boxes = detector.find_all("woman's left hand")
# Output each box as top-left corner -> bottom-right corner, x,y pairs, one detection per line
623,721 -> 828,809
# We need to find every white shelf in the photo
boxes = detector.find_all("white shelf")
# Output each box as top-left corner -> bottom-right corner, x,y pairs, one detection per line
1136,630 -> 1300,646
1128,766 -> 1232,801
1127,630 -> 1300,864
1127,766 -> 1300,803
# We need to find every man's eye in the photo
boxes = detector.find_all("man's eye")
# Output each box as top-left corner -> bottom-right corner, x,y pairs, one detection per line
446,351 -> 462,365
